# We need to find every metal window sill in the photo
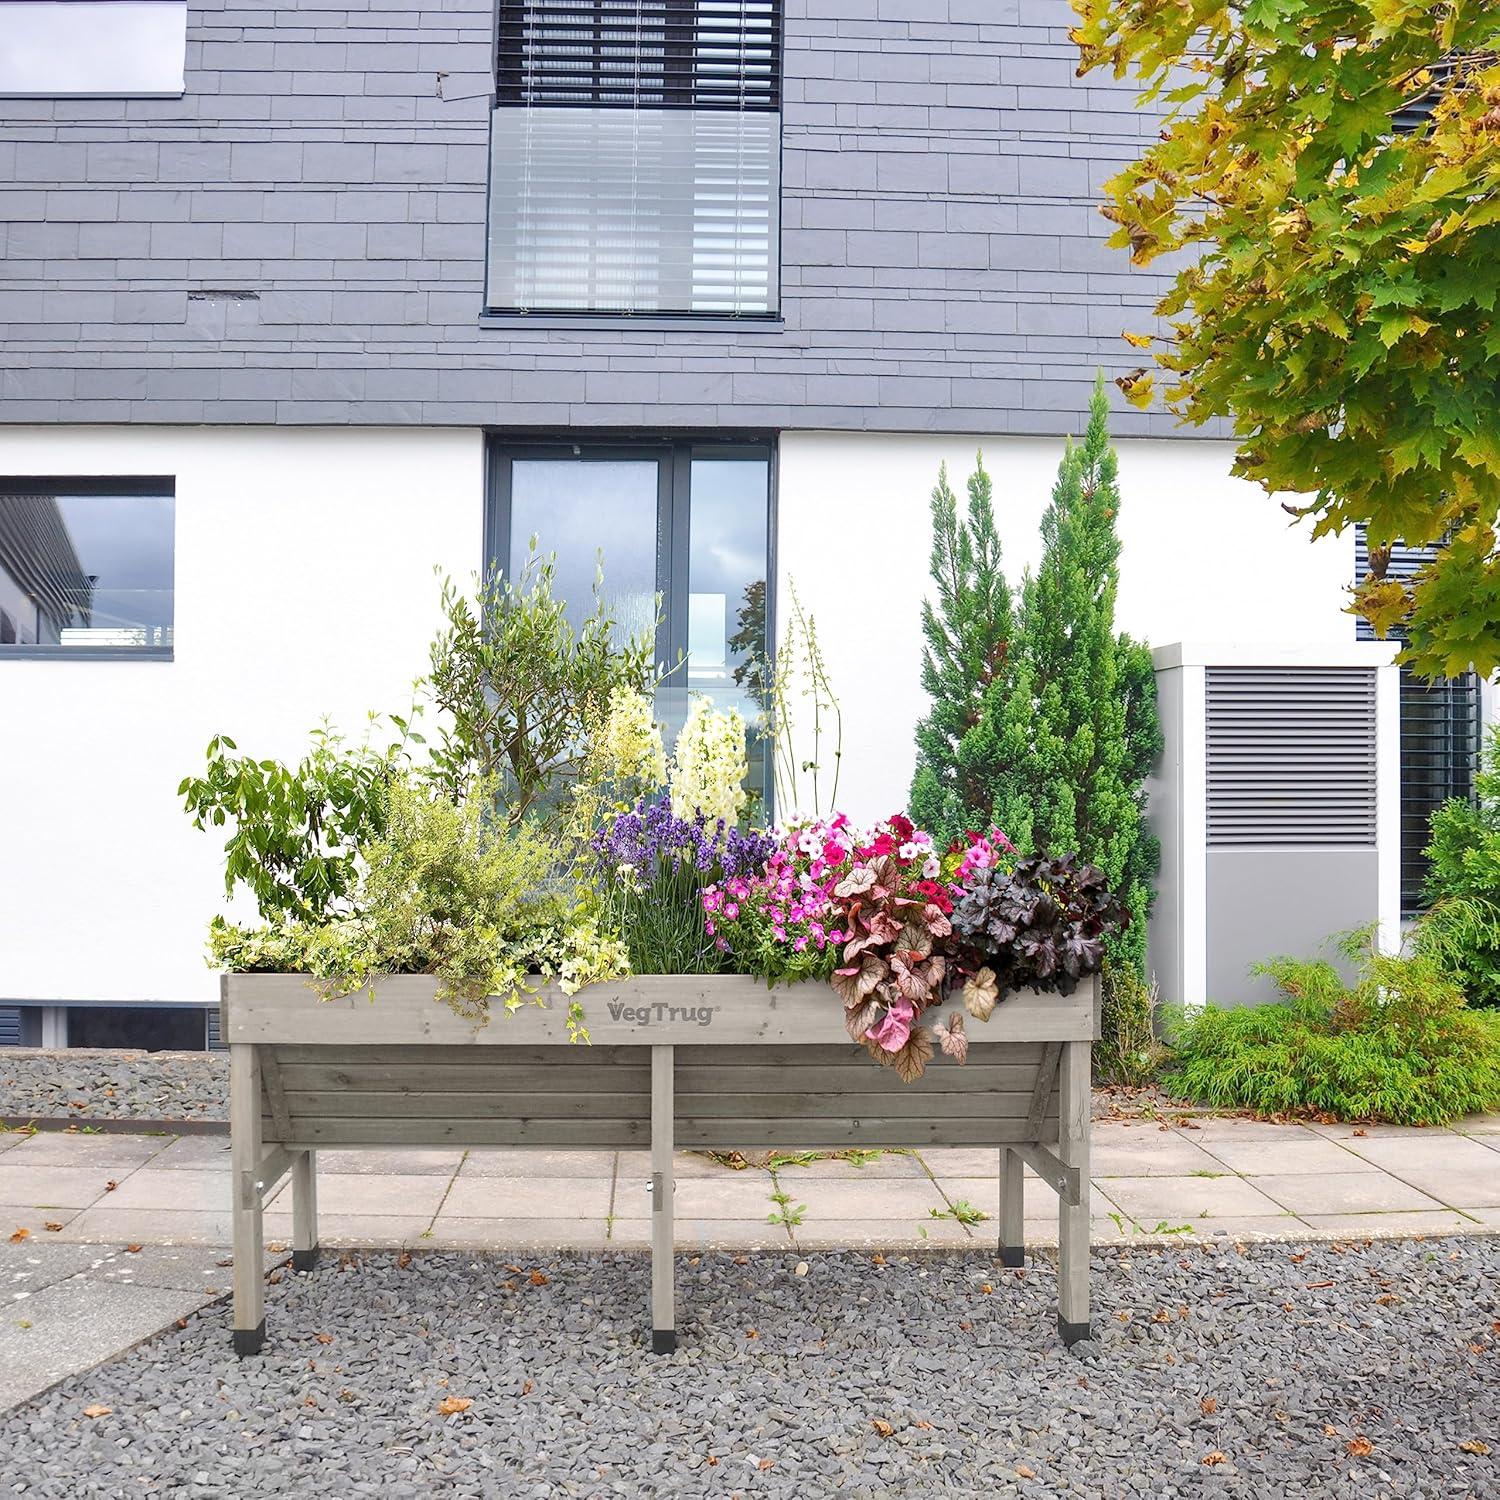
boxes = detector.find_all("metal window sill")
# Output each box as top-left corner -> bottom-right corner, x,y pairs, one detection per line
478,313 -> 784,334
1,649 -> 173,662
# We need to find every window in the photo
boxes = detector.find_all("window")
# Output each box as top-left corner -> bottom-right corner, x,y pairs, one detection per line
1354,525 -> 1481,912
0,478 -> 174,657
0,3 -> 188,98
486,2 -> 782,317
487,437 -> 773,799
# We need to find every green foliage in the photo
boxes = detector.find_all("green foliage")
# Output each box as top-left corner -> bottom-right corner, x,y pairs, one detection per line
211,778 -> 629,1029
423,545 -> 655,823
1418,722 -> 1500,1006
1097,963 -> 1167,1087
1165,936 -> 1500,1125
908,455 -> 1014,846
970,379 -> 1161,981
1073,1 -> 1500,677
178,722 -> 404,921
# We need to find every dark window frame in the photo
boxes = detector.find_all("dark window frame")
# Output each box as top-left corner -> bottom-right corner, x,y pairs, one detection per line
485,1 -> 785,320
0,474 -> 175,662
1354,523 -> 1483,912
484,431 -> 777,791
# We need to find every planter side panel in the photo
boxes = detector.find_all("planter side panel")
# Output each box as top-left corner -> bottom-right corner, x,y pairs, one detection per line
258,1040 -> 1063,1152
224,974 -> 1096,1047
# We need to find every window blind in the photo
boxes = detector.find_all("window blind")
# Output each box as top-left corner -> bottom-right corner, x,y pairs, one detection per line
488,1 -> 782,316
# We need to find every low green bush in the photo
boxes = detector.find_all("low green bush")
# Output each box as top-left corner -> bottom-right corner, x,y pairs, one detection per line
1418,723 -> 1500,1008
1165,935 -> 1500,1125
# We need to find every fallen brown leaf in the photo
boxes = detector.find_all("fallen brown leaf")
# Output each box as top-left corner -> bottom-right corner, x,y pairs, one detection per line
1376,1294 -> 1401,1306
522,1379 -> 533,1395
8,1228 -> 29,1244
1469,1342 -> 1486,1355
705,1455 -> 718,1466
1459,1440 -> 1491,1455
745,1328 -> 759,1339
315,1333 -> 334,1345
436,1396 -> 472,1416
82,1404 -> 112,1419
758,1458 -> 775,1471
1200,1396 -> 1218,1415
174,1319 -> 188,1330
871,1419 -> 894,1437
979,1283 -> 993,1294
528,1269 -> 549,1286
105,1181 -> 118,1193
1290,1252 -> 1307,1264
958,1319 -> 972,1331
1351,1128 -> 1367,1137
1202,1451 -> 1227,1466
1324,1425 -> 1340,1438
914,1419 -> 933,1430
1347,1437 -> 1373,1457
1304,1280 -> 1334,1289
43,1222 -> 62,1233
1116,1311 -> 1131,1323
1015,1464 -> 1036,1478
125,1244 -> 142,1254
396,1251 -> 412,1270
870,1254 -> 886,1267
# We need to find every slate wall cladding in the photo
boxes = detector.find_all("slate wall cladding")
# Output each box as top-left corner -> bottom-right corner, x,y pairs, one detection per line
0,0 -> 1203,434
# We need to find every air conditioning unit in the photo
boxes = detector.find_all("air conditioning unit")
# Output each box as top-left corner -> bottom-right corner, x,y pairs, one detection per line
1146,643 -> 1400,1008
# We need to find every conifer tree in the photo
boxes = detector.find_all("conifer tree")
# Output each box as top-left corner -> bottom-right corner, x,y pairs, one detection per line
909,456 -> 1012,846
1015,375 -> 1159,978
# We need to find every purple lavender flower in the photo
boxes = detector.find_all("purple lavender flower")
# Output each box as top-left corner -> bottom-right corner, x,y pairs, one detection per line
592,794 -> 774,883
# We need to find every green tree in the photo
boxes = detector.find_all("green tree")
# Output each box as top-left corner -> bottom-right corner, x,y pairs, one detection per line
1009,377 -> 1160,981
1072,1 -> 1500,678
909,455 -> 1015,845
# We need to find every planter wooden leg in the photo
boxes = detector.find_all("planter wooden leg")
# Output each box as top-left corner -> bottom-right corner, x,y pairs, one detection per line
650,1044 -> 676,1353
292,1150 -> 319,1272
998,1146 -> 1025,1267
1056,1038 -> 1091,1347
229,1043 -> 266,1356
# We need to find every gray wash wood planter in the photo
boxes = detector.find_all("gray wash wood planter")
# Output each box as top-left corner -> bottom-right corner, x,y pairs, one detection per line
221,973 -> 1098,1355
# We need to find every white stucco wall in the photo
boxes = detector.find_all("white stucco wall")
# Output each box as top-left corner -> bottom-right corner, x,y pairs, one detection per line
0,426 -> 483,1007
0,423 -> 1375,1011
776,432 -> 1358,826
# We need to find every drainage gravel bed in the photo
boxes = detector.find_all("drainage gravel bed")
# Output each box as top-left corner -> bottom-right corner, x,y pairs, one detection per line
1,1237 -> 1494,1497
0,1049 -> 227,1123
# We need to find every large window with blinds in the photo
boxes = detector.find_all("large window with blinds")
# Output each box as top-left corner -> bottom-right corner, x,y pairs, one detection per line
1354,526 -> 1482,912
486,1 -> 782,317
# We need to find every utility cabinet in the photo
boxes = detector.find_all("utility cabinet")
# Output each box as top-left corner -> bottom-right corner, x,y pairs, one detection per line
1146,643 -> 1400,1007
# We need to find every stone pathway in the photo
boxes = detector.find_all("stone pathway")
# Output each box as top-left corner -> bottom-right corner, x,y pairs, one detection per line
2,1112 -> 1497,1255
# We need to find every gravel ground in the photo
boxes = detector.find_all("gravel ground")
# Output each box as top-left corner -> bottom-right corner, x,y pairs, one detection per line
1,1237 -> 1494,1498
0,1047 -> 1165,1127
0,1049 -> 227,1122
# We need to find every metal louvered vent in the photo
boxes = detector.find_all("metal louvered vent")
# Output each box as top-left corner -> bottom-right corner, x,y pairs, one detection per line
206,1006 -> 225,1051
0,1008 -> 20,1047
1206,667 -> 1378,848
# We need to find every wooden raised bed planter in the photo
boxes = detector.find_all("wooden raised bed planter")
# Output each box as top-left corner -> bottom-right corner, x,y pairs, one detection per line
221,973 -> 1098,1354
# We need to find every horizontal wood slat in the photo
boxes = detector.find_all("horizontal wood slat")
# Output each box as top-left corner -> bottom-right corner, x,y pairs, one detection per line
272,1118 -> 1055,1150
224,975 -> 1096,1047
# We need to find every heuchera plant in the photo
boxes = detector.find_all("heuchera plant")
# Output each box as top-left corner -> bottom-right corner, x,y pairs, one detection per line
951,852 -> 1126,1010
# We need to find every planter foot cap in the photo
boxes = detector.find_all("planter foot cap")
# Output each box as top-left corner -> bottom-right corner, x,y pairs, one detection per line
998,1247 -> 1024,1268
652,1329 -> 676,1355
233,1322 -> 265,1358
292,1248 -> 319,1273
1058,1316 -> 1091,1348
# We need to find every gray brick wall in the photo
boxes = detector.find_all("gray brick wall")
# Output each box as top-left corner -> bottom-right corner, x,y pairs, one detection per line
0,0 -> 1201,435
